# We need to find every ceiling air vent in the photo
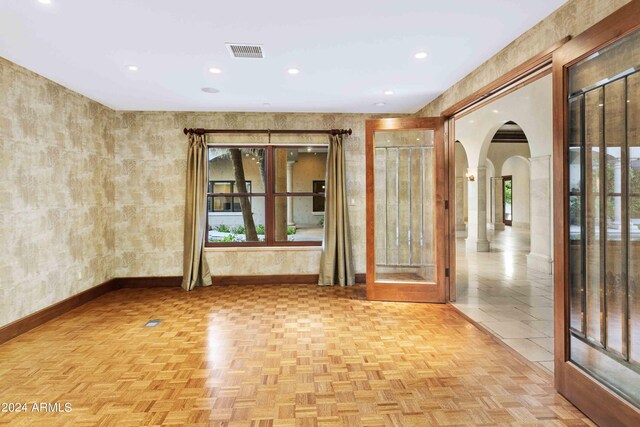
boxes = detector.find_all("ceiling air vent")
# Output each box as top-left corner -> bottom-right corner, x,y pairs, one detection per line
226,43 -> 264,59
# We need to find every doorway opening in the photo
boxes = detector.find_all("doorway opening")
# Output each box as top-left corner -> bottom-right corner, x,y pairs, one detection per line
502,175 -> 512,226
452,77 -> 554,373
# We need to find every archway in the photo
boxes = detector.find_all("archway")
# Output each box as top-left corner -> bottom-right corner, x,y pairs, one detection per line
451,72 -> 554,374
454,140 -> 469,237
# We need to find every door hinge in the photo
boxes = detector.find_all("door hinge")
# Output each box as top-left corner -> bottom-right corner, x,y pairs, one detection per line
445,268 -> 450,278
444,200 -> 449,210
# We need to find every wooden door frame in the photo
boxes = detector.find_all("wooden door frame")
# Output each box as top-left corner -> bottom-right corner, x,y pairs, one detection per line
441,37 -> 570,302
502,175 -> 513,226
365,117 -> 447,302
552,1 -> 640,425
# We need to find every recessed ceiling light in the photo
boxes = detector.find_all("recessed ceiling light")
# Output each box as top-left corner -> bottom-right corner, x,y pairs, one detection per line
38,0 -> 52,4
209,67 -> 222,74
384,90 -> 394,96
201,87 -> 220,93
374,102 -> 386,107
414,52 -> 428,59
287,68 -> 300,75
128,65 -> 138,71
492,109 -> 499,113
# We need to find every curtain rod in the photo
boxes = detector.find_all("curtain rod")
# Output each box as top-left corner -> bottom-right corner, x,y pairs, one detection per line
183,128 -> 352,136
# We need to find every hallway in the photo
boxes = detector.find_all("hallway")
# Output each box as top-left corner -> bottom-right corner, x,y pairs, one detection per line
454,228 -> 554,373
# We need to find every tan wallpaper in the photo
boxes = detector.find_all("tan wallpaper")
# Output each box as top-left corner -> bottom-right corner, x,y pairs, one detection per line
0,57 -> 115,327
1,0 -> 631,326
416,0 -> 632,117
111,111 -> 388,278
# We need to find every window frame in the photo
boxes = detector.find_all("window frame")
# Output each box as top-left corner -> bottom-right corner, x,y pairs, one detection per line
205,144 -> 327,247
208,180 -> 252,213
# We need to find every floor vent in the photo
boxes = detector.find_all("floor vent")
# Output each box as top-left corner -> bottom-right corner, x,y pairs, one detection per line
144,320 -> 161,328
226,43 -> 264,59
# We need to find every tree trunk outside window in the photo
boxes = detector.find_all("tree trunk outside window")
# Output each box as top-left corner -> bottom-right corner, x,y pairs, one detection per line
229,148 -> 259,241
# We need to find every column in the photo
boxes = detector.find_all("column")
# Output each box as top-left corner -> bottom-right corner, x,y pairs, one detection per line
455,177 -> 466,236
527,155 -> 553,274
286,161 -> 295,226
466,166 -> 490,252
493,177 -> 505,231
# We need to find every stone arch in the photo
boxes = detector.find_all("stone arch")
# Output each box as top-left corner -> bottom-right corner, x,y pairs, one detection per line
454,141 -> 470,236
453,74 -> 553,269
502,155 -> 531,230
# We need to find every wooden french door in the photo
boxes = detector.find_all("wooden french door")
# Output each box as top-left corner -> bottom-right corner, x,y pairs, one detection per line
365,117 -> 447,302
553,1 -> 640,425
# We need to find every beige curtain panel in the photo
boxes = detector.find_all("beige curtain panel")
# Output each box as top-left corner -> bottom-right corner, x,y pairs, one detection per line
182,133 -> 212,291
318,134 -> 355,286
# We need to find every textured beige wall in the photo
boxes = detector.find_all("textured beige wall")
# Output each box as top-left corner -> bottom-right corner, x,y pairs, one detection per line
0,57 -> 115,327
2,0 -> 631,326
111,112 -> 387,277
415,0 -> 632,117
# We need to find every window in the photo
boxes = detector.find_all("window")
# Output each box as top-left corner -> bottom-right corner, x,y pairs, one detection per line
206,145 -> 327,246
313,180 -> 325,213
208,181 -> 252,212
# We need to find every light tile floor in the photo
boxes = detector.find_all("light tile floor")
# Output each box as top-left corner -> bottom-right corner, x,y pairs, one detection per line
454,227 -> 555,373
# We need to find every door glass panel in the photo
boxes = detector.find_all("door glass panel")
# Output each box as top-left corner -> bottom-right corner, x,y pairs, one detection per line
584,88 -> 603,344
629,72 -> 640,366
569,95 -> 584,334
567,29 -> 640,407
374,129 -> 435,283
604,79 -> 625,356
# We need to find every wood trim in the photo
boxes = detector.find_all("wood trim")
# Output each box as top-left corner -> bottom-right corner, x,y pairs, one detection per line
114,276 -> 183,288
365,116 -> 446,303
552,1 -> 640,424
205,144 -> 326,248
211,274 -> 366,286
446,118 -> 456,302
440,39 -> 570,306
553,2 -> 640,70
453,67 -> 551,120
558,362 -> 640,426
0,273 -> 365,346
441,36 -> 570,117
0,279 -> 119,345
211,274 -> 320,286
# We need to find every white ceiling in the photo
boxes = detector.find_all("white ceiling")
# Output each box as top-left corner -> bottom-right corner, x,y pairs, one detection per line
0,0 -> 566,113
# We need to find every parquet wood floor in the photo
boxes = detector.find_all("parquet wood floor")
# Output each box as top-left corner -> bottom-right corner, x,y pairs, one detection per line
0,285 -> 593,426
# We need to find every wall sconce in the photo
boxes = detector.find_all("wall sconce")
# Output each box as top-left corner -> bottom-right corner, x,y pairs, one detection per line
466,173 -> 475,182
